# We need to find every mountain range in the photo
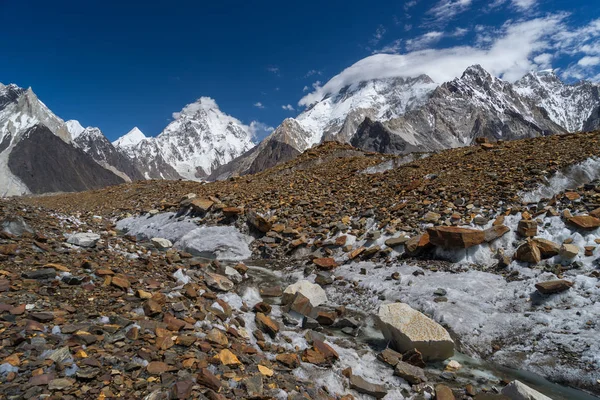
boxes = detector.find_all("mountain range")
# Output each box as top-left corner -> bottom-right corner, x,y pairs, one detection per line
1,64 -> 599,196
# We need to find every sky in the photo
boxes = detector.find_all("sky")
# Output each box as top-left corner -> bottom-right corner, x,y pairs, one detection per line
1,0 -> 599,142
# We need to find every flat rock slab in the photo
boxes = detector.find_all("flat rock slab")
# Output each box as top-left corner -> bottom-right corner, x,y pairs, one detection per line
567,215 -> 600,231
535,280 -> 573,295
349,374 -> 388,399
377,302 -> 454,361
67,232 -> 101,247
427,226 -> 486,249
501,380 -> 552,400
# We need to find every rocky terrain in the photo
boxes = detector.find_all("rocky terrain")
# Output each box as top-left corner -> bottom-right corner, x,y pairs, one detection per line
1,131 -> 600,399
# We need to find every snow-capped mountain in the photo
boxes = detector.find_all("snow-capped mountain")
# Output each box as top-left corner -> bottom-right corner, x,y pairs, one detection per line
66,122 -> 144,182
514,70 -> 600,132
113,97 -> 255,180
296,75 -> 438,145
0,84 -> 125,196
208,76 -> 437,179
112,127 -> 147,150
353,65 -> 566,154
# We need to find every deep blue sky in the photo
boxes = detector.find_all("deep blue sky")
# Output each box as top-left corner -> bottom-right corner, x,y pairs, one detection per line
1,0 -> 599,141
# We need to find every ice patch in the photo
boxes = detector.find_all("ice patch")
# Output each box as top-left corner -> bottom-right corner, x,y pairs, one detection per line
521,157 -> 600,203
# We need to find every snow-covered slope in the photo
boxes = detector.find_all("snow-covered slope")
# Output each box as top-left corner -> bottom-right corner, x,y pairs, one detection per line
113,127 -> 147,149
353,65 -> 566,154
66,119 -> 85,139
515,70 -> 600,132
296,75 -> 437,146
114,97 -> 255,180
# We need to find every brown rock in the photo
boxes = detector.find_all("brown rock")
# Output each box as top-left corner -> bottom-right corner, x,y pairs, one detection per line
514,241 -> 541,264
427,226 -> 486,249
517,220 -> 537,237
217,349 -> 241,366
190,198 -> 214,213
276,353 -> 301,368
567,215 -> 600,231
147,361 -> 170,375
255,312 -> 279,338
111,274 -> 130,290
532,238 -> 560,259
247,210 -> 272,233
0,244 -> 18,255
349,374 -> 388,399
535,279 -> 573,294
197,368 -> 221,391
313,339 -> 339,363
143,299 -> 162,317
435,384 -> 456,400
313,257 -> 338,270
405,233 -> 431,254
394,360 -> 427,384
377,348 -> 402,367
171,380 -> 194,399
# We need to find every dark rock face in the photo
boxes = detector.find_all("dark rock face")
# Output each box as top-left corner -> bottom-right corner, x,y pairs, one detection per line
583,105 -> 600,132
352,118 -> 421,154
8,125 -> 124,194
73,128 -> 145,181
247,140 -> 300,175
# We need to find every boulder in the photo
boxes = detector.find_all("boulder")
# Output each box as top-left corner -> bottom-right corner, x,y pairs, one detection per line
376,303 -> 454,361
559,243 -> 579,259
517,220 -> 537,237
405,233 -> 432,254
204,272 -> 234,292
348,374 -> 388,399
283,280 -> 327,308
67,233 -> 100,248
501,380 -> 552,400
247,210 -> 272,233
385,235 -> 410,247
427,226 -> 486,249
484,225 -> 510,243
394,360 -> 426,384
535,280 -> 573,295
567,215 -> 600,231
514,241 -> 541,264
151,237 -> 172,249
531,238 -> 560,259
190,198 -> 214,213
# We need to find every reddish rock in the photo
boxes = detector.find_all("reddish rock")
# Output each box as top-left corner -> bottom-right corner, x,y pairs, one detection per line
313,257 -> 338,270
197,368 -> 221,391
535,280 -> 573,294
427,226 -> 486,249
276,353 -> 301,368
567,215 -> 600,231
514,241 -> 541,264
255,312 -> 279,338
517,220 -> 537,237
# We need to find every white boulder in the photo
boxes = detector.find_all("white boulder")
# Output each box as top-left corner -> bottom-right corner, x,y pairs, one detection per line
151,237 -> 173,249
67,232 -> 101,248
376,302 -> 454,361
501,380 -> 552,400
283,280 -> 328,307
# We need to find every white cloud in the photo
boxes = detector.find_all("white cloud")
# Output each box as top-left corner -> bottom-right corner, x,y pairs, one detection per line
248,121 -> 274,140
370,25 -> 386,45
404,0 -> 418,10
267,66 -> 280,75
578,56 -> 600,67
451,27 -> 469,37
533,53 -> 553,68
406,31 -> 444,51
305,69 -> 322,77
172,97 -> 219,119
253,102 -> 264,109
512,0 -> 537,11
427,0 -> 473,25
281,104 -> 295,111
373,39 -> 403,55
300,15 -> 593,107
302,85 -> 310,92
